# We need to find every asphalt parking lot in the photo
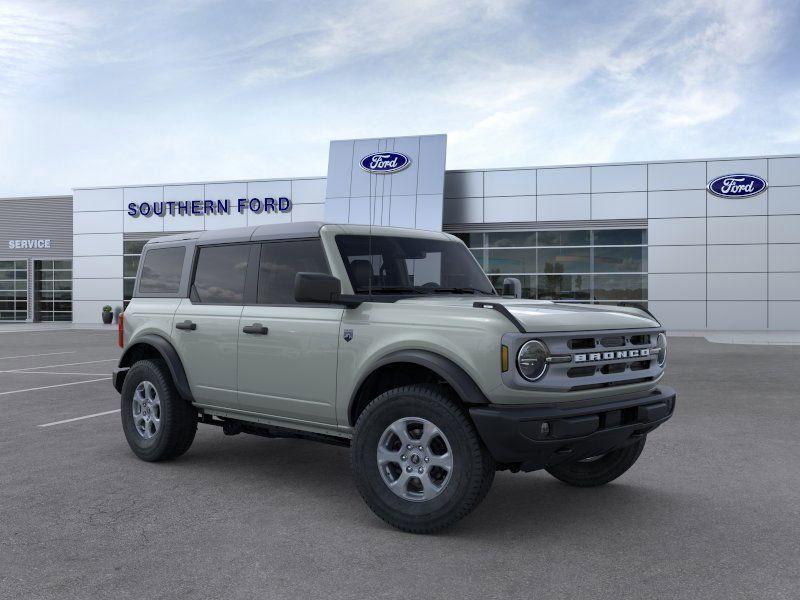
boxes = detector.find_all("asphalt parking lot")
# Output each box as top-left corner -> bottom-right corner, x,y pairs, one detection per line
1,329 -> 798,599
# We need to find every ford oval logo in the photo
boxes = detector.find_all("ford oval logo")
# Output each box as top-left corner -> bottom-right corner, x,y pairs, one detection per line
707,174 -> 767,198
360,152 -> 411,174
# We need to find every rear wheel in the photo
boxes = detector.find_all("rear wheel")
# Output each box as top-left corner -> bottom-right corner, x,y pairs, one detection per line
545,437 -> 647,487
121,359 -> 197,462
351,384 -> 494,534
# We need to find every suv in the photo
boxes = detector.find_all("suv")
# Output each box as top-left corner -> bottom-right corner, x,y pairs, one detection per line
114,222 -> 676,533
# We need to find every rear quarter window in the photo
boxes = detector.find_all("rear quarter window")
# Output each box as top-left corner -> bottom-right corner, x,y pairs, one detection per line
138,246 -> 186,295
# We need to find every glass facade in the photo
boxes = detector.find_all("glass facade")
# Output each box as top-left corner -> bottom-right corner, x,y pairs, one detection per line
0,260 -> 28,321
454,228 -> 647,305
123,240 -> 147,309
35,260 -> 72,322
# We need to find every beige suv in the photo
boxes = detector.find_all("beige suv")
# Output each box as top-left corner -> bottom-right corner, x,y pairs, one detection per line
114,222 -> 676,533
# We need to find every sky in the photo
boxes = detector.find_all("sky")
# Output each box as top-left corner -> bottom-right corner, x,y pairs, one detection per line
0,0 -> 799,197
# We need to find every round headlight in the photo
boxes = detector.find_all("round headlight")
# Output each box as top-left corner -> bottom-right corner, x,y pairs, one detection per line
656,333 -> 667,367
517,340 -> 549,381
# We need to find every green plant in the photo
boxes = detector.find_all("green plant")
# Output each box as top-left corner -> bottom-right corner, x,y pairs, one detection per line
102,305 -> 113,313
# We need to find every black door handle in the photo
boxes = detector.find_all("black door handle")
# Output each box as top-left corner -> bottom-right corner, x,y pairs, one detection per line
242,323 -> 269,335
175,320 -> 197,331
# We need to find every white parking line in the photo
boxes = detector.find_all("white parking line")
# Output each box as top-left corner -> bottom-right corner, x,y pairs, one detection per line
0,359 -> 117,374
38,409 -> 120,427
0,351 -> 77,360
0,378 -> 109,396
12,371 -> 110,376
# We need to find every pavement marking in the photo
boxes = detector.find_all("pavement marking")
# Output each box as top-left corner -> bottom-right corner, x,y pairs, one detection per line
0,378 -> 109,396
38,409 -> 120,427
0,358 -> 117,374
10,371 -> 110,376
0,351 -> 77,360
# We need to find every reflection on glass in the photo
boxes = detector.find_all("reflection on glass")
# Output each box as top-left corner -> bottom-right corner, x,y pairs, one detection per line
538,274 -> 590,300
486,232 -> 537,247
538,230 -> 590,246
593,247 -> 646,272
487,249 -> 536,273
538,248 -> 589,273
593,274 -> 646,300
594,229 -> 646,246
123,255 -> 140,278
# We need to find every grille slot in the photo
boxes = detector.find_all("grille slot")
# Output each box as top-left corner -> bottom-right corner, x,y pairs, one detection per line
630,360 -> 651,371
567,366 -> 596,378
600,363 -> 626,375
568,337 -> 595,350
630,334 -> 651,346
599,336 -> 625,348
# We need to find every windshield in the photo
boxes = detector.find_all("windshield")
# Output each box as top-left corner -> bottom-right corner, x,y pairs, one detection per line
335,235 -> 496,296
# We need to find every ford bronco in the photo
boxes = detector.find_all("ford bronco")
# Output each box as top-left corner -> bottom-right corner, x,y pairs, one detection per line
114,222 -> 675,533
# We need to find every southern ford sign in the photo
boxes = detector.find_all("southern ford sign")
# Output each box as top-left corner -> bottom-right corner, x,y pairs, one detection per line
707,174 -> 767,198
127,197 -> 291,217
360,152 -> 411,174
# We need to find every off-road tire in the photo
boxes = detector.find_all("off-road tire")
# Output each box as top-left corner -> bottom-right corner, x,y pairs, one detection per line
545,436 -> 647,487
121,359 -> 197,462
351,384 -> 495,534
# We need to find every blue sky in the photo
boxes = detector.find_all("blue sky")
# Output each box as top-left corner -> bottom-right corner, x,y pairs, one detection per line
1,0 -> 798,196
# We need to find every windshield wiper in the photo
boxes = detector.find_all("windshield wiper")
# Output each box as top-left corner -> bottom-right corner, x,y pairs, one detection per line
431,287 -> 493,295
354,286 -> 428,295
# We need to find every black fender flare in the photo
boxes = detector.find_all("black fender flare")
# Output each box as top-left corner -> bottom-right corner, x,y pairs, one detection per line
116,334 -> 194,401
349,349 -> 489,425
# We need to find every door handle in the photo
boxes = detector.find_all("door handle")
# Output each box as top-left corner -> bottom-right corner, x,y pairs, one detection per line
242,323 -> 269,335
175,320 -> 197,331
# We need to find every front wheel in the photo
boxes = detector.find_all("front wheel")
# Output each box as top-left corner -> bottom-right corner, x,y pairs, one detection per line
545,436 -> 647,487
351,384 -> 494,534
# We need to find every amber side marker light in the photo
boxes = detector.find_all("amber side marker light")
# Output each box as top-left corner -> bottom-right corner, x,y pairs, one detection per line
117,313 -> 125,348
501,345 -> 509,372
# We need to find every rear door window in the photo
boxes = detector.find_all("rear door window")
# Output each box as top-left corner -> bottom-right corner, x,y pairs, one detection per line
192,244 -> 250,304
257,240 -> 329,304
138,247 -> 185,295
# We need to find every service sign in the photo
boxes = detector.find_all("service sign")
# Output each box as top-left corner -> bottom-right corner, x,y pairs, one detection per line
360,152 -> 411,174
8,239 -> 51,249
707,174 -> 767,198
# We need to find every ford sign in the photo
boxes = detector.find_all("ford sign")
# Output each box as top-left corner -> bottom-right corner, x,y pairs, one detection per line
707,174 -> 767,198
360,152 -> 411,174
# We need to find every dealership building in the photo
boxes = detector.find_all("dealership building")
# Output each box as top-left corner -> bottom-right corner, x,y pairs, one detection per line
1,133 -> 798,331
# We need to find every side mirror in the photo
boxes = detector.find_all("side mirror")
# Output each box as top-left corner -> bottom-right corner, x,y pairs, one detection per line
295,272 -> 342,304
502,277 -> 522,299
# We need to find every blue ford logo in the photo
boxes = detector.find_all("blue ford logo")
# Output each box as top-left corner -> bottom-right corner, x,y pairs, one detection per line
707,174 -> 767,198
360,152 -> 411,174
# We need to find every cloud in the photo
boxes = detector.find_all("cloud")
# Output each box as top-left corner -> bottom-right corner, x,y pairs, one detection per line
445,0 -> 785,168
241,0 -> 518,85
0,0 -> 795,196
0,1 -> 90,99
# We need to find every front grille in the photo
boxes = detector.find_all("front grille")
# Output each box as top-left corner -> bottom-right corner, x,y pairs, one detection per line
502,327 -> 664,392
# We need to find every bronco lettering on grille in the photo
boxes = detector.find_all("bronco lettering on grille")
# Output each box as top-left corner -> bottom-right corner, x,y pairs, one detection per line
574,348 -> 650,363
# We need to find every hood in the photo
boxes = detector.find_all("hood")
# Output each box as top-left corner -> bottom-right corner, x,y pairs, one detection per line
395,296 -> 659,332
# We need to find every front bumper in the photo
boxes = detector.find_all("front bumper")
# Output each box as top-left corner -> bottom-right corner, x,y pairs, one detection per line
469,385 -> 676,472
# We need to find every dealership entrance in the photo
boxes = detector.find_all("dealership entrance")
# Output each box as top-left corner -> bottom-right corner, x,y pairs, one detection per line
0,258 -> 72,322
0,260 -> 28,321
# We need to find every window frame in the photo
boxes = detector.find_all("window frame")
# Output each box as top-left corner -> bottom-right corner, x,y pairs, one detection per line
188,242 -> 258,306
134,245 -> 187,298
252,237 -> 334,307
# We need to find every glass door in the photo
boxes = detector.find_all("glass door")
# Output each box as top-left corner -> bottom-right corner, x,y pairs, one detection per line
0,260 -> 28,321
34,260 -> 72,322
